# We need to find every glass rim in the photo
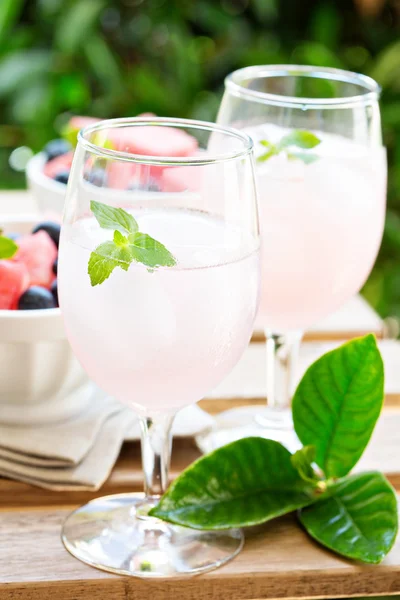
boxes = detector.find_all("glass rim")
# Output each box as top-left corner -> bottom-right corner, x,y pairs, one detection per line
225,64 -> 381,109
78,117 -> 254,165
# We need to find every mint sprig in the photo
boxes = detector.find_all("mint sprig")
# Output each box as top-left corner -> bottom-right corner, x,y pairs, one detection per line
150,335 -> 398,564
258,129 -> 321,164
0,235 -> 18,259
88,201 -> 176,286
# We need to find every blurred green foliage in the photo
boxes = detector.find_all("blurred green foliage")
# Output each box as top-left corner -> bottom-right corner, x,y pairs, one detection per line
0,0 -> 399,318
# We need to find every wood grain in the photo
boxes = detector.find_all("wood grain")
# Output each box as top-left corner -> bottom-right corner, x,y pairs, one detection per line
0,505 -> 399,599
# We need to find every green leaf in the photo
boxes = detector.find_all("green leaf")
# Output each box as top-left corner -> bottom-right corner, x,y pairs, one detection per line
299,472 -> 398,564
291,446 -> 320,484
90,200 -> 138,236
149,438 -> 315,530
113,230 -> 128,246
0,0 -> 24,41
0,235 -> 17,259
257,146 -> 279,162
88,202 -> 176,285
278,130 -> 321,150
55,0 -> 106,54
88,241 -> 131,286
130,232 -> 177,269
0,50 -> 52,99
292,334 -> 384,479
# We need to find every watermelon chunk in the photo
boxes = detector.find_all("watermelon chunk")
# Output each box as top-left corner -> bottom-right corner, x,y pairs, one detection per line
43,152 -> 74,179
108,124 -> 198,157
0,261 -> 29,310
13,231 -> 57,289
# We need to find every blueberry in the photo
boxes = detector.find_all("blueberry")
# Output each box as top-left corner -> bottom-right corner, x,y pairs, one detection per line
50,280 -> 58,306
32,221 -> 61,248
43,139 -> 72,162
87,168 -> 108,187
18,286 -> 56,310
52,257 -> 58,275
54,170 -> 70,184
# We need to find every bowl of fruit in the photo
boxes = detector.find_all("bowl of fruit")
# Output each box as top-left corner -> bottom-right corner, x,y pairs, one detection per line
0,216 -> 91,425
25,113 -> 205,214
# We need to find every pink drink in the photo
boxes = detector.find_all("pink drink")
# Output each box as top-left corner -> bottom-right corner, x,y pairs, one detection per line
247,124 -> 387,332
59,208 -> 259,413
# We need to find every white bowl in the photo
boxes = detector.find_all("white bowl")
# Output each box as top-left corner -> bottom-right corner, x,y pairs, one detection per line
26,152 -> 66,214
0,215 -> 92,425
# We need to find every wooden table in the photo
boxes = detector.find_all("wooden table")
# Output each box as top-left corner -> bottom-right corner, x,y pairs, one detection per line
0,190 -> 398,599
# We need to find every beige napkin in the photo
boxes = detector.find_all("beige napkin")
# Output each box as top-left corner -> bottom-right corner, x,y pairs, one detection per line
0,388 -> 214,491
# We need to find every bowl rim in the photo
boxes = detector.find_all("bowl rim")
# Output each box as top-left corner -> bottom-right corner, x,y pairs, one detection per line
26,152 -> 68,193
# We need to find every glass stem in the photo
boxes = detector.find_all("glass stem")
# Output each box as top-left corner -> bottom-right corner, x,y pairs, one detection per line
139,412 -> 174,503
264,330 -> 303,410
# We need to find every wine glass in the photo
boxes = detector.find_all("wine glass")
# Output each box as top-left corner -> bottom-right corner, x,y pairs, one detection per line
58,117 -> 260,577
201,65 -> 386,451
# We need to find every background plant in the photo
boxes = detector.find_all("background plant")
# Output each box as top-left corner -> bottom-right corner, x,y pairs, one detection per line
0,0 -> 399,318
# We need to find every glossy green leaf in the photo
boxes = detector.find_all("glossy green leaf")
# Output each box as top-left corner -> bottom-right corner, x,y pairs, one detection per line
299,472 -> 398,564
292,334 -> 384,478
291,446 -> 320,484
150,438 -> 315,530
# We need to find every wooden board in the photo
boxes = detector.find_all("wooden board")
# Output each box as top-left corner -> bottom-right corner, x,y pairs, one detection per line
0,397 -> 399,600
0,501 -> 399,600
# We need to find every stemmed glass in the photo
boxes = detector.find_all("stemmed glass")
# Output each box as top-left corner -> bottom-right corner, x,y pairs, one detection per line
202,65 -> 386,450
58,117 -> 260,577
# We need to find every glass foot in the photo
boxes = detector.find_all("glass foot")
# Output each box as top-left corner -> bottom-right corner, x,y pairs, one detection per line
62,493 -> 244,577
196,406 -> 302,454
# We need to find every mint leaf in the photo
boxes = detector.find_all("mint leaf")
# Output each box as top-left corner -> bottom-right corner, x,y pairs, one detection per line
291,446 -> 320,485
278,129 -> 321,150
257,129 -> 321,165
0,235 -> 18,259
88,202 -> 177,286
88,241 -> 131,286
292,334 -> 384,479
113,230 -> 128,246
149,438 -> 315,530
299,472 -> 398,564
130,232 -> 177,269
91,200 -> 138,235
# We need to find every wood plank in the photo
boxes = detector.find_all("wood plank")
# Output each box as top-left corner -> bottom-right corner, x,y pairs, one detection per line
0,503 -> 399,599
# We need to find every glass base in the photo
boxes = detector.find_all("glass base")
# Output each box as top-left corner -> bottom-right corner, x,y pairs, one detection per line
196,406 -> 302,454
62,493 -> 244,577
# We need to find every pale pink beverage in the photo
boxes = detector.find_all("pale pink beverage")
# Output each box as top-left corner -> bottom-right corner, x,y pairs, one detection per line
246,124 -> 387,333
59,208 -> 259,413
